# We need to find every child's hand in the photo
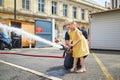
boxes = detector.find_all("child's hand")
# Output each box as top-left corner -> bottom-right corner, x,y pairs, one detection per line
70,44 -> 74,47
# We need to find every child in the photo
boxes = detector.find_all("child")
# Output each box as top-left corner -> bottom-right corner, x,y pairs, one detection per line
65,21 -> 89,73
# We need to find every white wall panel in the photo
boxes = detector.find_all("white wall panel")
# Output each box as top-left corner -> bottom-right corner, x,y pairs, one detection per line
90,11 -> 120,50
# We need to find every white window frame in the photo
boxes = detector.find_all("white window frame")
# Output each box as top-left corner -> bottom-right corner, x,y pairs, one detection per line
22,0 -> 30,10
81,9 -> 85,20
73,7 -> 77,18
0,0 -> 2,6
63,4 -> 67,17
52,1 -> 57,15
38,0 -> 44,12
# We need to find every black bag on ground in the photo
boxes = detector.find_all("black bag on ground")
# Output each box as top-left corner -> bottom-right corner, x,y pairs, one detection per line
64,53 -> 81,69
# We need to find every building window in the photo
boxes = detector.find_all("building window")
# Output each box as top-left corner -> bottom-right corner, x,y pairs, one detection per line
63,5 -> 67,17
38,0 -> 44,12
115,0 -> 117,8
81,9 -> 85,20
73,7 -> 76,18
0,0 -> 2,6
52,1 -> 57,15
22,0 -> 30,10
112,0 -> 114,8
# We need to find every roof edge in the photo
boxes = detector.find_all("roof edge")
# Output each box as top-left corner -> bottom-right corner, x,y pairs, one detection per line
70,0 -> 107,10
90,8 -> 120,15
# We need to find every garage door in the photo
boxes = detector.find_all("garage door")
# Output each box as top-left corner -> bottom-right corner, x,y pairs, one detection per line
90,11 -> 120,50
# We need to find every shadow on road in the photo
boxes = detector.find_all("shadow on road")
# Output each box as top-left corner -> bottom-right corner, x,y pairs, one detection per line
46,66 -> 70,77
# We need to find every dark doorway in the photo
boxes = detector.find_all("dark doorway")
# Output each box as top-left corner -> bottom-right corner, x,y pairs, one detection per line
11,22 -> 21,48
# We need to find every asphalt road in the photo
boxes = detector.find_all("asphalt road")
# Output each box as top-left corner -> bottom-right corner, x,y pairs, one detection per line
0,48 -> 120,80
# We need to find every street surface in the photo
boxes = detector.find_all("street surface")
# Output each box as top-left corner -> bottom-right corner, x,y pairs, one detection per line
0,48 -> 120,80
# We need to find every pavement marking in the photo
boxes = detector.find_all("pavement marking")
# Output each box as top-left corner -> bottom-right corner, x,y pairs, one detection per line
92,53 -> 115,80
0,59 -> 63,80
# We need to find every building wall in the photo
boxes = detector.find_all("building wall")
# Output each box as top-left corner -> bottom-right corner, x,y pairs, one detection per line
0,0 -> 106,42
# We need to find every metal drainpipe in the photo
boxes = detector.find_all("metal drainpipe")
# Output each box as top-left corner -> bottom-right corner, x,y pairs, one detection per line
14,0 -> 16,20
